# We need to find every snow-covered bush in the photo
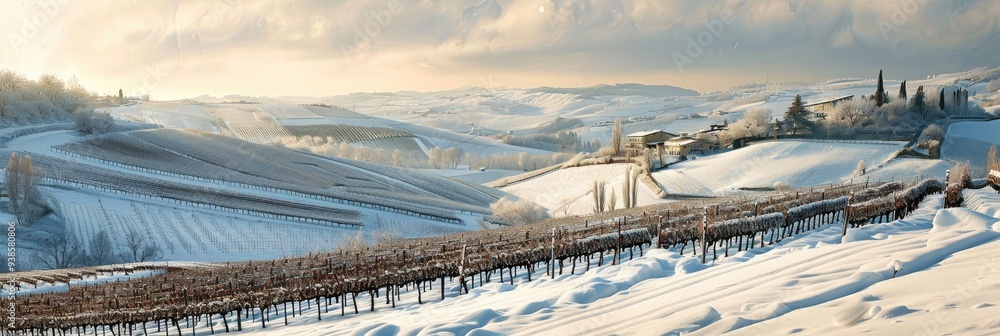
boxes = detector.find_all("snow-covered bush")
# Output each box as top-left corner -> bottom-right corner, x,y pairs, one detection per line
489,197 -> 549,226
74,110 -> 114,134
988,78 -> 1000,93
918,124 -> 944,144
718,108 -> 771,145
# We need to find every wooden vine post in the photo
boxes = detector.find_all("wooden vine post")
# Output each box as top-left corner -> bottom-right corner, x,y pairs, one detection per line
841,193 -> 853,237
653,216 -> 662,249
459,244 -> 468,294
616,218 -> 623,265
701,208 -> 708,264
550,228 -> 556,279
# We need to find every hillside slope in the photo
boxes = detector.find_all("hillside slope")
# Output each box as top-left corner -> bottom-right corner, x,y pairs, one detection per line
3,129 -> 505,262
215,187 -> 1000,336
653,141 -> 906,195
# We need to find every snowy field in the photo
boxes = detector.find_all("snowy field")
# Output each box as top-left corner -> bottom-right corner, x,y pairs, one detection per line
500,163 -> 665,217
943,119 -> 1000,170
653,141 -> 907,195
157,188 -> 999,336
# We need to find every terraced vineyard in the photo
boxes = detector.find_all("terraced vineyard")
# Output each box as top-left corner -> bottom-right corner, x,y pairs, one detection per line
2,175 -> 961,333
207,105 -> 291,143
52,129 -> 494,221
48,193 -> 345,260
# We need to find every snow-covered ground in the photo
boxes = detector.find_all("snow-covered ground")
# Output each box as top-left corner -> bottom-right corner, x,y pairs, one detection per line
653,140 -> 907,195
207,188 -> 1000,336
943,119 -> 1000,170
500,163 -> 666,217
1,129 -> 492,264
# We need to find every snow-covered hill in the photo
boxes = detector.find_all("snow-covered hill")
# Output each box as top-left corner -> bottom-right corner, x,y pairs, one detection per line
179,188 -> 1000,336
499,163 -> 664,217
2,129 -> 504,263
655,140 -> 908,195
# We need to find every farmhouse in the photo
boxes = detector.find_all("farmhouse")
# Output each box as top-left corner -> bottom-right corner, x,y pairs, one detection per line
626,130 -> 676,157
803,95 -> 853,120
663,135 -> 719,156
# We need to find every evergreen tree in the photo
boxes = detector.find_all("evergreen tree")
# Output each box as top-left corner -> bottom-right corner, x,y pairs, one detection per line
910,85 -> 926,119
118,89 -> 123,99
898,80 -> 907,100
784,95 -> 813,135
939,89 -> 945,111
874,70 -> 887,107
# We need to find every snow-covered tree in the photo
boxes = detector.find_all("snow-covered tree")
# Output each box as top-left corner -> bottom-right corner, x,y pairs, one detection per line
611,117 -> 623,156
32,235 -> 83,269
593,180 -> 607,214
909,85 -> 926,119
489,197 -> 549,226
86,230 -> 117,266
855,160 -> 866,177
784,95 -> 813,135
918,124 -> 944,144
874,70 -> 888,107
119,228 -> 163,263
5,152 -> 45,226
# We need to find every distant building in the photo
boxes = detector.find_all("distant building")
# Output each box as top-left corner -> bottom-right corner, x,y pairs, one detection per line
695,123 -> 728,137
803,95 -> 854,120
626,130 -> 676,157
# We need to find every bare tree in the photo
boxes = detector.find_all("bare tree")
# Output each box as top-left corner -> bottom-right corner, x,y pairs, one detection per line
988,144 -> 998,171
592,180 -> 607,214
86,230 -> 116,266
489,197 -> 549,226
119,228 -> 162,263
32,234 -> 83,269
5,152 -> 45,226
621,166 -> 639,209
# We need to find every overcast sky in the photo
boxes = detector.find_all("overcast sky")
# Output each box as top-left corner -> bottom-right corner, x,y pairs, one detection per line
3,0 -> 999,100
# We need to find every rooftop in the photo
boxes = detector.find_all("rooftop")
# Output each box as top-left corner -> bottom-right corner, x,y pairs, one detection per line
803,95 -> 854,107
627,130 -> 672,137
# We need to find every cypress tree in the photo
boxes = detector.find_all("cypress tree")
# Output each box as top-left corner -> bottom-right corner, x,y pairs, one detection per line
874,70 -> 887,107
939,89 -> 945,111
910,85 -> 925,119
118,89 -> 123,99
898,80 -> 907,100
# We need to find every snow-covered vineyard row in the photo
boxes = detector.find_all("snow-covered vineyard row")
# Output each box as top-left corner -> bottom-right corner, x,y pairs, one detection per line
32,154 -> 365,227
208,105 -> 292,144
6,173 -> 993,334
49,129 -> 496,221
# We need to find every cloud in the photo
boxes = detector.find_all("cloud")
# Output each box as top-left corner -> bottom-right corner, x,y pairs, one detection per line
3,0 -> 999,98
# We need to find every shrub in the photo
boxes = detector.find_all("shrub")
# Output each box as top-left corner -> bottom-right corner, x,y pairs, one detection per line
918,124 -> 944,144
75,110 -> 114,134
490,197 -> 549,226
